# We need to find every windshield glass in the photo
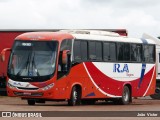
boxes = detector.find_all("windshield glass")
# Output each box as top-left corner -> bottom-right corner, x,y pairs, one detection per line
8,41 -> 58,80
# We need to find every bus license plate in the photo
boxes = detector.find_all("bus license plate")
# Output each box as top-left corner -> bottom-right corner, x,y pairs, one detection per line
23,92 -> 31,95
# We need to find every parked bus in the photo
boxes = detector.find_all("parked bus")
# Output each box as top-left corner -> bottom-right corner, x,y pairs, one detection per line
0,29 -> 127,95
1,30 -> 156,105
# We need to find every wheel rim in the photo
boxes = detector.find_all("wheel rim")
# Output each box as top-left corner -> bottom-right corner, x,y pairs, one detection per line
123,88 -> 129,102
73,90 -> 77,103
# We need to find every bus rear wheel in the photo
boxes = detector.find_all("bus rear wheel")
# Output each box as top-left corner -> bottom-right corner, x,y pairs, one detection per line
119,86 -> 130,105
68,86 -> 81,106
27,100 -> 35,105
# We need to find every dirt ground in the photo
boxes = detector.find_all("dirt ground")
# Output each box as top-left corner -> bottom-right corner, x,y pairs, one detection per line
0,96 -> 160,120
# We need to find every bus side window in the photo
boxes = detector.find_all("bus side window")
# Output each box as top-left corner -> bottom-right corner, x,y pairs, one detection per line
123,43 -> 130,61
103,42 -> 116,61
130,44 -> 137,61
136,44 -> 142,62
103,42 -> 109,61
81,41 -> 88,61
60,39 -> 72,51
148,45 -> 155,63
143,45 -> 150,63
110,43 -> 116,61
73,40 -> 88,62
117,43 -> 124,61
143,45 -> 155,63
89,41 -> 96,60
96,42 -> 102,61
73,41 -> 81,61
131,44 -> 142,62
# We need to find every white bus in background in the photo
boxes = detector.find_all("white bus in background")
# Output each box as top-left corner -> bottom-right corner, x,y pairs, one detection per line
142,33 -> 160,99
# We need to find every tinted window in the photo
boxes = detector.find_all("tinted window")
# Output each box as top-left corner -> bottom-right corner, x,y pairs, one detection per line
117,43 -> 124,61
74,41 -> 81,60
73,40 -> 88,61
96,42 -> 102,61
81,41 -> 88,61
130,44 -> 137,61
110,43 -> 116,61
103,42 -> 116,61
143,45 -> 155,63
143,45 -> 150,62
148,45 -> 155,63
124,43 -> 130,61
136,44 -> 142,62
89,41 -> 96,60
103,43 -> 110,61
60,39 -> 72,51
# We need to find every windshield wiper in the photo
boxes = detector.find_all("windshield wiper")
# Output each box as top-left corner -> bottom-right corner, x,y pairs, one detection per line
32,52 -> 40,76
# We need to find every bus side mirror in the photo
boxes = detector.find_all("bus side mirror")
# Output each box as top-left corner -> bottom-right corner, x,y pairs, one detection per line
0,48 -> 11,62
62,50 -> 70,65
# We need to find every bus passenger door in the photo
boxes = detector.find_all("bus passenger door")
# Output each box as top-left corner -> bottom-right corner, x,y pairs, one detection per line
55,50 -> 71,99
56,39 -> 72,98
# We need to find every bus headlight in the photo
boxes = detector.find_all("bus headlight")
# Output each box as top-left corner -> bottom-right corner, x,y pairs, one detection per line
8,82 -> 16,89
41,83 -> 54,91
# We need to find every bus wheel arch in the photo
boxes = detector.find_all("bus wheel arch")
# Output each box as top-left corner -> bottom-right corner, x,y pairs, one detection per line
68,84 -> 82,106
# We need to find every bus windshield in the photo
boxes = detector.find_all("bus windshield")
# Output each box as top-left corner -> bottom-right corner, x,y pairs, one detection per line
8,41 -> 58,81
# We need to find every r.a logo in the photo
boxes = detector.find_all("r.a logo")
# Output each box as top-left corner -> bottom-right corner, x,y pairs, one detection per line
113,64 -> 129,73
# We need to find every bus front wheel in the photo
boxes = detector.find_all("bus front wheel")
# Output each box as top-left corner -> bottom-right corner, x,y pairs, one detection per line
68,86 -> 81,106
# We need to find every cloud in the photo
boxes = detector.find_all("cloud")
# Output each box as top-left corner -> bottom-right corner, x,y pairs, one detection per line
0,0 -> 160,38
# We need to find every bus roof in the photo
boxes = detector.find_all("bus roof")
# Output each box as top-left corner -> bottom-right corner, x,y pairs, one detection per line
72,34 -> 155,44
15,32 -> 74,42
61,30 -> 155,44
15,31 -> 155,45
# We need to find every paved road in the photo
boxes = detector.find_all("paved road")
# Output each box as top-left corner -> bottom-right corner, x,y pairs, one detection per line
0,96 -> 160,120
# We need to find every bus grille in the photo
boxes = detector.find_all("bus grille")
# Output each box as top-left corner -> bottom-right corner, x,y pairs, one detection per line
14,92 -> 43,96
17,87 -> 39,90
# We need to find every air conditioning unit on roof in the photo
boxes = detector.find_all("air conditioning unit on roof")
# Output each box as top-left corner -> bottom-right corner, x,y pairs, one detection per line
60,29 -> 120,37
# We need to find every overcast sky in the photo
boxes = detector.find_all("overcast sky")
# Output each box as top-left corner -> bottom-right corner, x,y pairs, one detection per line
0,0 -> 160,38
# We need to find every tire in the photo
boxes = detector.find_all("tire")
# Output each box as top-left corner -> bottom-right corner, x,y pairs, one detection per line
68,86 -> 81,106
150,94 -> 160,99
119,86 -> 130,105
27,100 -> 35,105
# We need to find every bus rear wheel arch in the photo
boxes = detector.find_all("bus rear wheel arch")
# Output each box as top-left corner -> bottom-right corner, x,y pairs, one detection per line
68,85 -> 82,106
